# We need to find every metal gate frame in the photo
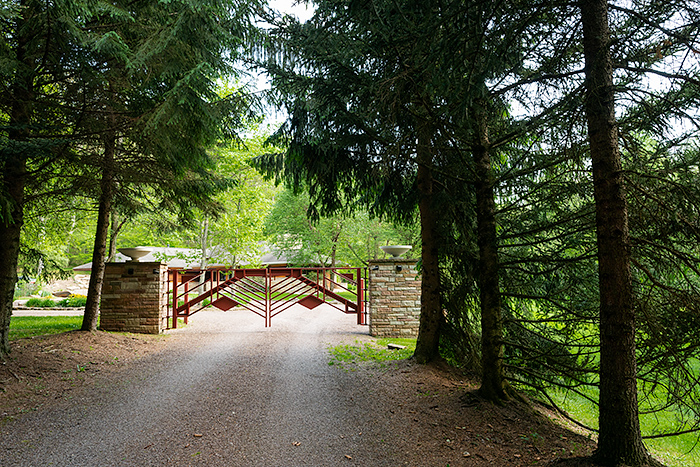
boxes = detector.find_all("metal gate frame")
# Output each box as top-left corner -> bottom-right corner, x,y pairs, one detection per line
166,267 -> 367,329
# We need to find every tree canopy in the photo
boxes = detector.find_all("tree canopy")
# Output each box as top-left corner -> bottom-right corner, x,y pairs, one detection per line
257,0 -> 700,464
0,0 -> 263,348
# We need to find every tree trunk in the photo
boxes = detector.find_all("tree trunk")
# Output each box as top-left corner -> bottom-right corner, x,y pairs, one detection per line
0,177 -> 24,356
0,7 -> 34,355
413,121 -> 442,364
473,102 -> 509,402
82,124 -> 116,332
580,0 -> 650,464
107,211 -> 120,262
329,229 -> 341,291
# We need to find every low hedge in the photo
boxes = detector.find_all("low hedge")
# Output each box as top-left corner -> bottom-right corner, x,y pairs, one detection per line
24,294 -> 87,308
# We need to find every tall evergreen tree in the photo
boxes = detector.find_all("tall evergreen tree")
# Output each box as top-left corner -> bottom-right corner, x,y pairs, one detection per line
257,0 -> 447,363
76,0 -> 261,331
578,0 -> 700,464
580,0 -> 646,461
0,0 -> 261,347
0,0 -> 100,354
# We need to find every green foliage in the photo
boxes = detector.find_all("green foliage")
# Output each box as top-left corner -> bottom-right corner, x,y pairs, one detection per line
264,188 -> 418,267
205,134 -> 280,266
551,388 -> 700,467
4,0 -> 268,275
24,298 -> 57,308
24,295 -> 87,308
58,295 -> 88,307
107,132 -> 279,267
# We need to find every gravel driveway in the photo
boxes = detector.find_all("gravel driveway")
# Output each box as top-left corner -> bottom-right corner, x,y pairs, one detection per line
0,305 -> 404,467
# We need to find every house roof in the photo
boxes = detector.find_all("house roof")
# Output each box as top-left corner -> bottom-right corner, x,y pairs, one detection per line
72,244 -> 305,272
259,250 -> 293,267
72,246 -> 225,272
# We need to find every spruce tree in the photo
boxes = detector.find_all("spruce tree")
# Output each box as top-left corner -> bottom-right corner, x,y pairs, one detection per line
0,0 -> 102,354
76,0 -> 261,331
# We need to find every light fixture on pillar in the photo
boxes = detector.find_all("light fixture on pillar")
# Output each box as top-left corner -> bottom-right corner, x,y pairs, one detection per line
380,245 -> 412,258
118,247 -> 152,262
395,265 -> 402,272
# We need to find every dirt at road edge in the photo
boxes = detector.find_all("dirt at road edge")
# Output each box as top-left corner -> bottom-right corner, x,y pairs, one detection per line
1,330 -> 598,466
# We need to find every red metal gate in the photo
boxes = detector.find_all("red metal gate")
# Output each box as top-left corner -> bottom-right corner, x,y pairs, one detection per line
166,267 -> 366,329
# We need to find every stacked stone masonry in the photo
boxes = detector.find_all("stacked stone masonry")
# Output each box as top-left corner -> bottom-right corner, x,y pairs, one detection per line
368,259 -> 421,337
100,262 -> 169,334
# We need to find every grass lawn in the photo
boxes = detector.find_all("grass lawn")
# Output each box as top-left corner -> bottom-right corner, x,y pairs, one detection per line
551,389 -> 700,467
334,290 -> 357,301
9,316 -> 186,341
9,316 -> 85,341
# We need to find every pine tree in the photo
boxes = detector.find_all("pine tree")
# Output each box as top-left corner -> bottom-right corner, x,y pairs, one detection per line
76,0 -> 261,331
0,0 -> 261,347
0,0 -> 102,354
579,0 -> 700,464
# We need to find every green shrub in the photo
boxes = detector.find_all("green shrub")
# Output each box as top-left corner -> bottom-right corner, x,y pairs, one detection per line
25,297 -> 57,308
58,295 -> 87,307
24,294 -> 87,308
14,280 -> 38,299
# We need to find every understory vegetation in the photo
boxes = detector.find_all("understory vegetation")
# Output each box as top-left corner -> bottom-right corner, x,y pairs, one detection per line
328,338 -> 417,368
24,295 -> 88,308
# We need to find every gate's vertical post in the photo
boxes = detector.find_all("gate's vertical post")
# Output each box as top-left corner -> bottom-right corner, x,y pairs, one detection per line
206,270 -> 211,303
183,278 -> 190,325
172,270 -> 178,329
167,270 -> 172,328
216,269 -> 220,302
265,269 -> 271,327
357,270 -> 365,325
209,269 -> 213,304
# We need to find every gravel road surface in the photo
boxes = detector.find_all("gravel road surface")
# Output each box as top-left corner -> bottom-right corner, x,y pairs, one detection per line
0,305 -> 404,467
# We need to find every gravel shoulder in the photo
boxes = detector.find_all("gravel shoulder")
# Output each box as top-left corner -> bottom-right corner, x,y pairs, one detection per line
1,305 -> 596,466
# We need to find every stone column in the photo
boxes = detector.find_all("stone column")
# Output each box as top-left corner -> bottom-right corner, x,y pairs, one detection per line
368,259 -> 421,337
100,262 -> 168,334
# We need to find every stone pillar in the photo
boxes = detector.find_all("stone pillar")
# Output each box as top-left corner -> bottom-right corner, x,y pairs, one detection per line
100,262 -> 168,334
368,259 -> 421,337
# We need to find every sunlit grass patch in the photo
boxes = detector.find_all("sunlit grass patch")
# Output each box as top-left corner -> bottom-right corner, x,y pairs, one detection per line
9,316 -> 84,341
328,338 -> 416,368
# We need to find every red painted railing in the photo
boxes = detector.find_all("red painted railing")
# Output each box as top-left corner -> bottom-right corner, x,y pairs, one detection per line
166,267 -> 367,329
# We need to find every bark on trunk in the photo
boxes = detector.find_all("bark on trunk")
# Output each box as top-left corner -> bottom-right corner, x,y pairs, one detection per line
82,126 -> 116,331
0,180 -> 24,356
580,0 -> 650,464
0,9 -> 33,355
329,230 -> 340,291
472,104 -> 508,402
413,121 -> 443,364
107,211 -> 120,262
199,217 -> 210,270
